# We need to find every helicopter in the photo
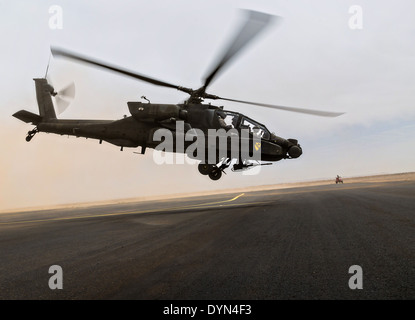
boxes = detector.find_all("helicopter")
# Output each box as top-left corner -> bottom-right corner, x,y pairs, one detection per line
13,10 -> 343,181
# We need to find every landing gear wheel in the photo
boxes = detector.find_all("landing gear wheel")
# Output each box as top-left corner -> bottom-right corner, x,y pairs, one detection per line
198,163 -> 213,175
208,168 -> 222,181
25,128 -> 38,142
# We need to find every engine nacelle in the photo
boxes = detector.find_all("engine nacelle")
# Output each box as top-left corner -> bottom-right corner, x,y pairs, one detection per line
128,102 -> 187,122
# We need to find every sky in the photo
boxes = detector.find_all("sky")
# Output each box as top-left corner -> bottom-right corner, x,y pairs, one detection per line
1,0 -> 415,211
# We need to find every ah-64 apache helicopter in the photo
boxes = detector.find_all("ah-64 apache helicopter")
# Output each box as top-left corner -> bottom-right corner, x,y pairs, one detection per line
13,10 -> 343,181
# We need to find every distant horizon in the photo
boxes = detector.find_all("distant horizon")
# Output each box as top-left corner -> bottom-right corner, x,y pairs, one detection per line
2,170 -> 413,214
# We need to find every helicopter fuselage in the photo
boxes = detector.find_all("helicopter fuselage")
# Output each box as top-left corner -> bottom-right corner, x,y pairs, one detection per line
14,75 -> 303,180
29,98 -> 301,163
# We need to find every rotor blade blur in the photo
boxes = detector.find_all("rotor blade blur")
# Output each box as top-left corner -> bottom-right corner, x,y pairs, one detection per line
58,82 -> 75,100
218,97 -> 345,117
203,10 -> 277,89
51,47 -> 183,90
55,96 -> 71,115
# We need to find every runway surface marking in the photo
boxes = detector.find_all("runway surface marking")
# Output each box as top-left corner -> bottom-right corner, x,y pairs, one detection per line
3,180 -> 411,226
0,193 -> 253,226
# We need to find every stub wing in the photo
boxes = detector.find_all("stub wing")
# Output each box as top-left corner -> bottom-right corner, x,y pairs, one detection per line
13,110 -> 42,125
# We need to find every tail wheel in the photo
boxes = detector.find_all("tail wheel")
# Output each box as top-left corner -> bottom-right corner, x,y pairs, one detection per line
209,168 -> 222,181
25,128 -> 38,142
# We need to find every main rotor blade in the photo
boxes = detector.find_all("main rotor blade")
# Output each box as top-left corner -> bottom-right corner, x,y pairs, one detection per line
203,10 -> 277,89
217,97 -> 345,117
51,46 -> 185,91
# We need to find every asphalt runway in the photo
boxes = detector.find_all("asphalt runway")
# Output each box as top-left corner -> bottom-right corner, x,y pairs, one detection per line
1,179 -> 414,300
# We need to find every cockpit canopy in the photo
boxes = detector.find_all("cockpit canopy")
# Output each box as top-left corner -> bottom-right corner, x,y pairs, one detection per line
184,104 -> 272,140
220,110 -> 271,140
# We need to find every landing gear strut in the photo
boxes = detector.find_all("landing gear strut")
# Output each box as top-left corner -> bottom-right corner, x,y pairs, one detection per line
26,128 -> 38,142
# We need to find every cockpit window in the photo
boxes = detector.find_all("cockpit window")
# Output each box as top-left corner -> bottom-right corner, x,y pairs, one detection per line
240,118 -> 270,140
218,111 -> 270,140
221,111 -> 239,128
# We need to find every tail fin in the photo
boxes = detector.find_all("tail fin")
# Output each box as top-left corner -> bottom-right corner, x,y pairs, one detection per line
34,78 -> 57,119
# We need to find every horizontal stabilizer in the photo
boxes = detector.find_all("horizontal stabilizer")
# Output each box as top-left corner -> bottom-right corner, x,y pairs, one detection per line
13,110 -> 42,124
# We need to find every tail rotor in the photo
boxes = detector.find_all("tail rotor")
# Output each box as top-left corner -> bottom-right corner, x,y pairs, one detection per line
54,81 -> 76,114
46,75 -> 76,114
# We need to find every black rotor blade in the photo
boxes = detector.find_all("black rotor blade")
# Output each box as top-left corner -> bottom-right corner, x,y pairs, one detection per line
51,46 -> 187,91
217,96 -> 344,117
203,10 -> 277,90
